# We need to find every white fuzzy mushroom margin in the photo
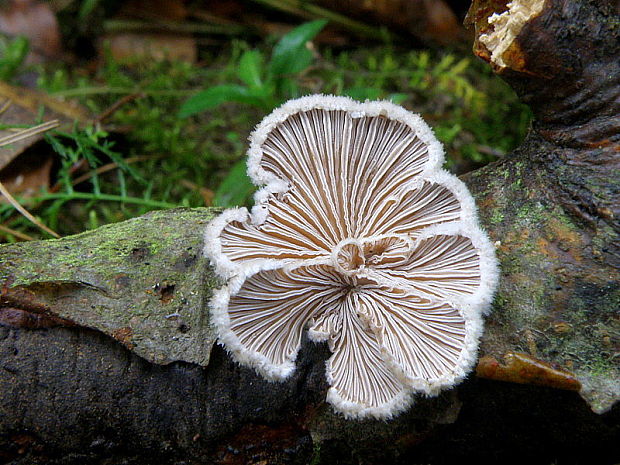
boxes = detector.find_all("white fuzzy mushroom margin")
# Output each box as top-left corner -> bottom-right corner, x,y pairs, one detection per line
204,94 -> 499,420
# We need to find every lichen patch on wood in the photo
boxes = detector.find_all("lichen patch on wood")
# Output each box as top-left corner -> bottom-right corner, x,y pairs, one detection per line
0,207 -> 219,366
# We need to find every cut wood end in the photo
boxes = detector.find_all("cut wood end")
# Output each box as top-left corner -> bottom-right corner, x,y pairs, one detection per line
469,0 -> 546,71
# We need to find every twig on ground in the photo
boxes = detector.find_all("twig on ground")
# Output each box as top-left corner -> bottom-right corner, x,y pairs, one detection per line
0,120 -> 60,147
67,155 -> 162,188
95,92 -> 146,124
0,180 -> 61,238
0,223 -> 35,241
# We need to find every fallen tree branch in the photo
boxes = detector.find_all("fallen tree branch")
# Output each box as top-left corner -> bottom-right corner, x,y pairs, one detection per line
0,0 -> 618,463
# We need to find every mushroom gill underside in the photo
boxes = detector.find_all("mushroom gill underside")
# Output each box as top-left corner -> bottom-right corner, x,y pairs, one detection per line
205,95 -> 498,419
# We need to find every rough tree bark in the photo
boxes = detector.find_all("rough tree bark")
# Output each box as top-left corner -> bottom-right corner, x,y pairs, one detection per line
1,0 -> 618,463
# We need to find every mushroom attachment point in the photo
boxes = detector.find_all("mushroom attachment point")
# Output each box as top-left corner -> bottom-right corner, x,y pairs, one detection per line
205,95 -> 499,419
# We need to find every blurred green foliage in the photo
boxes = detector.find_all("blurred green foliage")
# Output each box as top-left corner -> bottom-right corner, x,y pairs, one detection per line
179,19 -> 328,117
0,36 -> 29,81
1,22 -> 531,241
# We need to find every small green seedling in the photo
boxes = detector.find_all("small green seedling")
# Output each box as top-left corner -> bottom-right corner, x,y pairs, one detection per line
178,19 -> 327,117
0,36 -> 29,82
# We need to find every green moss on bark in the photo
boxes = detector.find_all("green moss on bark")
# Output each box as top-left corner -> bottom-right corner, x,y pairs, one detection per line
0,208 -> 220,366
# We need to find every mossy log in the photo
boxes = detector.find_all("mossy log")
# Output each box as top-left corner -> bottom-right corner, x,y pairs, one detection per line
1,0 -> 618,463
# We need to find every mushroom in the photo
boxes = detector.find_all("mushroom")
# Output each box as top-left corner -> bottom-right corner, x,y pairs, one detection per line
205,95 -> 499,419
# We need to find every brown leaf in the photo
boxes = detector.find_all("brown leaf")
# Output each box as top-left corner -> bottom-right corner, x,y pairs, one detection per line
314,0 -> 464,44
476,352 -> 582,391
0,150 -> 54,201
422,0 -> 463,44
0,81 -> 90,172
102,32 -> 197,63
118,0 -> 188,21
0,0 -> 61,63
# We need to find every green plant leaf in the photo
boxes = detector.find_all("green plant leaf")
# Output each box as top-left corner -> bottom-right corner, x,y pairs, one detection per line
214,159 -> 255,208
238,50 -> 263,89
343,87 -> 382,101
269,19 -> 327,77
178,84 -> 264,117
78,0 -> 101,21
434,123 -> 462,144
0,36 -> 29,81
388,93 -> 407,104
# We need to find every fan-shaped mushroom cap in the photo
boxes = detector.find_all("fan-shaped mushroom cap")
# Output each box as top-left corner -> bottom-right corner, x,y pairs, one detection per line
205,95 -> 499,419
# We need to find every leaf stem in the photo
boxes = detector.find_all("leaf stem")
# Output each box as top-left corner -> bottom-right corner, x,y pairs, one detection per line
30,192 -> 176,210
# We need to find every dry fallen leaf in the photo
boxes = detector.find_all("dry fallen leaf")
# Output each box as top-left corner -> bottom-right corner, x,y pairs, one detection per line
314,0 -> 464,44
102,32 -> 197,63
0,81 -> 89,172
0,149 -> 54,200
0,0 -> 62,63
